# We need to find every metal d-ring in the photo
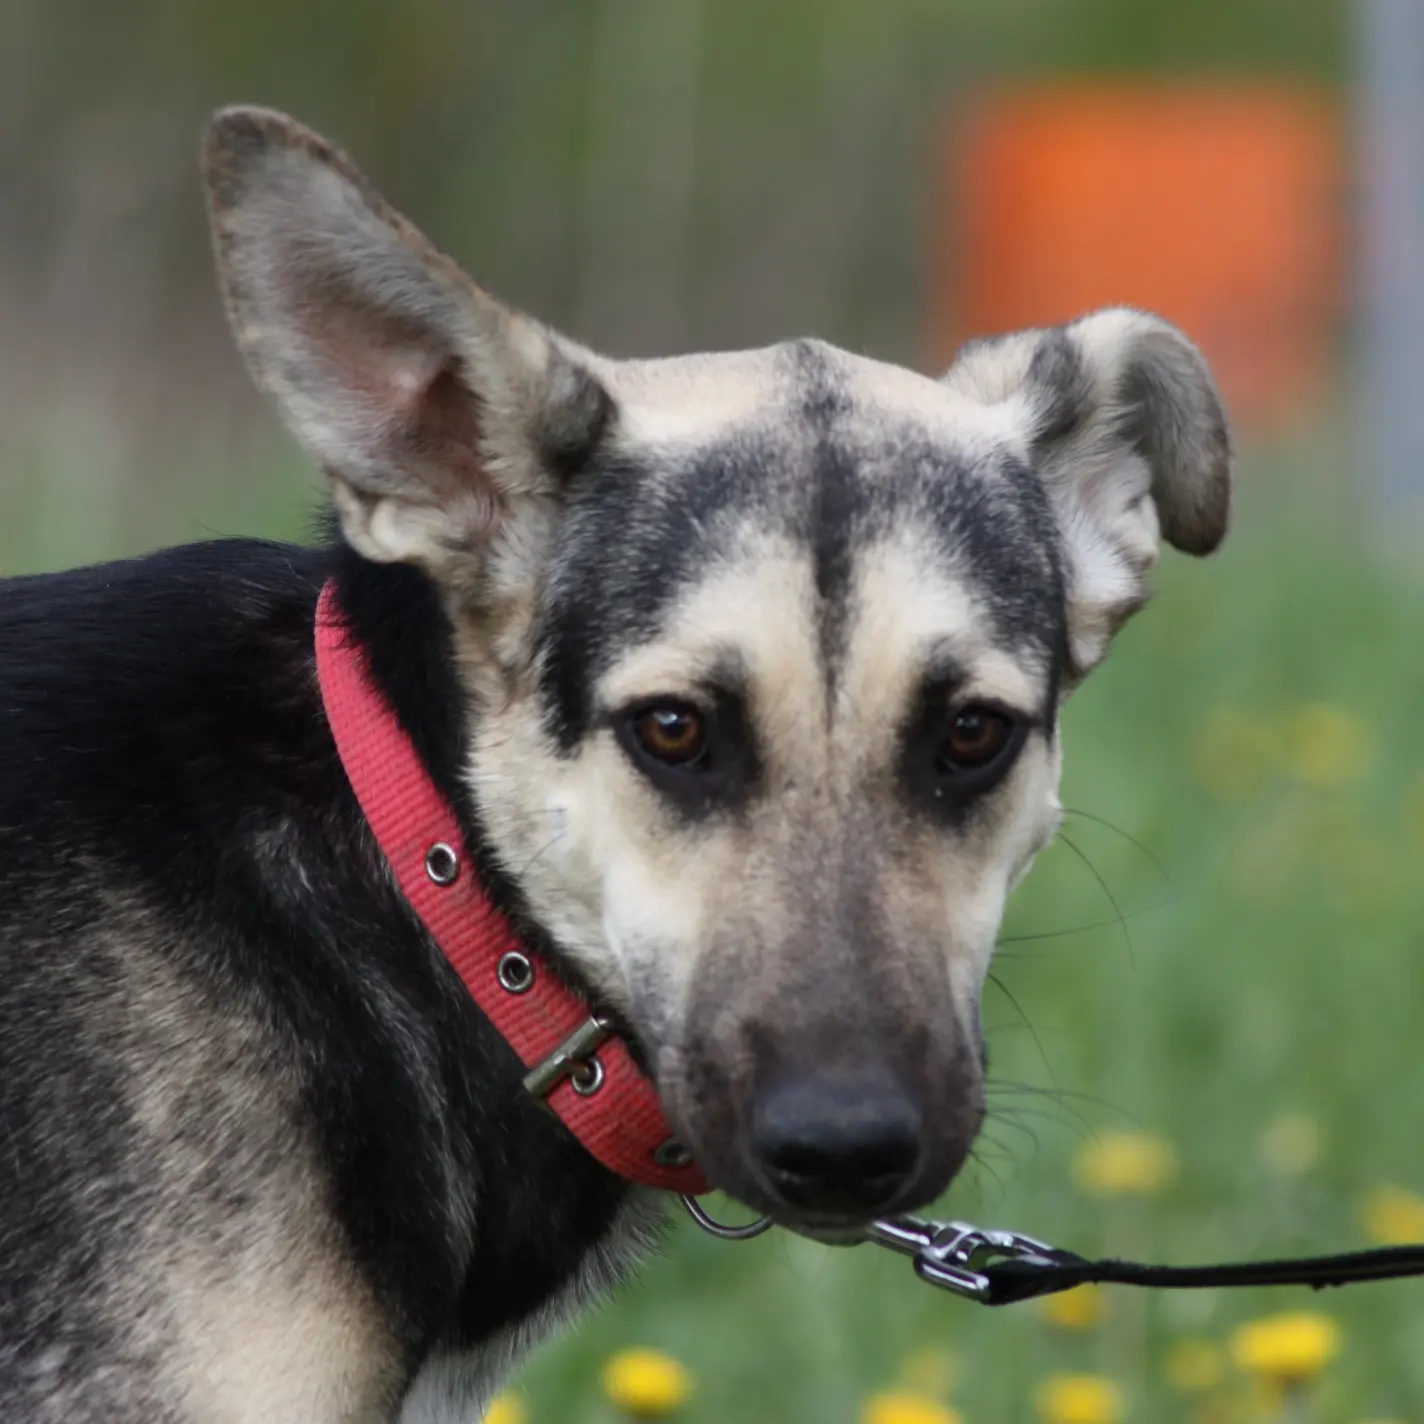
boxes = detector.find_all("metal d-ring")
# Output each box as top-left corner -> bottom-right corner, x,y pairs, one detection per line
680,1193 -> 775,1241
570,1055 -> 605,1096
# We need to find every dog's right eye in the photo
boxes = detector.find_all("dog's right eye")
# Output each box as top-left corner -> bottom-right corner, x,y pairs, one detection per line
938,706 -> 1015,772
627,702 -> 709,769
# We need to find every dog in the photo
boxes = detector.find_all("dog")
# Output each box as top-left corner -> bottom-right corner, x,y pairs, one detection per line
0,105 -> 1231,1421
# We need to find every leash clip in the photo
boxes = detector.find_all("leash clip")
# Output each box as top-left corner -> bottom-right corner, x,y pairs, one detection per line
862,1215 -> 1063,1302
679,1195 -> 1067,1302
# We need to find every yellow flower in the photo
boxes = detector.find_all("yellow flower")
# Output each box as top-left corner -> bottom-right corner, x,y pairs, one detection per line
897,1344 -> 959,1398
1165,1337 -> 1225,1392
1230,1311 -> 1341,1383
1258,1112 -> 1322,1175
602,1348 -> 694,1417
1360,1184 -> 1424,1245
1282,704 -> 1373,788
1073,1131 -> 1178,1197
1035,1373 -> 1124,1424
1040,1284 -> 1103,1331
862,1390 -> 964,1424
483,1394 -> 527,1424
1194,706 -> 1275,798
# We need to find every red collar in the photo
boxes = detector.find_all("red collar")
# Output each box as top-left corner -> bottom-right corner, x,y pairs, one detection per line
314,582 -> 708,1195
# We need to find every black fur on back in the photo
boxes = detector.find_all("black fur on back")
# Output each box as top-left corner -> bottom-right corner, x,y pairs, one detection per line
0,537 -> 634,1401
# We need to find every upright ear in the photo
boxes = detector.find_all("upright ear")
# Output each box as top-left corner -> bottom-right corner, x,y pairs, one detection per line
201,106 -> 612,583
943,308 -> 1232,679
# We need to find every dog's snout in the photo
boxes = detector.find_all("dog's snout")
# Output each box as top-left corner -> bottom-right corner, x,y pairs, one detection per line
749,1070 -> 923,1216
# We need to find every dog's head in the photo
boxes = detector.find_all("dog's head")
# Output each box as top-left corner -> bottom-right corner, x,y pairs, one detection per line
203,108 -> 1231,1228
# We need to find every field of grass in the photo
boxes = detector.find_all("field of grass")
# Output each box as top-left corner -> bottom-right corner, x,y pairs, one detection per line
6,429 -> 1424,1422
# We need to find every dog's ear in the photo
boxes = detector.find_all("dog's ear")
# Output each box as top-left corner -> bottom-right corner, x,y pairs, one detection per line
201,106 -> 611,582
942,308 -> 1232,679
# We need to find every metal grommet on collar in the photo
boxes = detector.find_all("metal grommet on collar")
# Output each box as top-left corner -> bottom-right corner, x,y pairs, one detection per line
653,1138 -> 694,1169
424,842 -> 459,885
497,951 -> 535,994
570,1056 -> 605,1096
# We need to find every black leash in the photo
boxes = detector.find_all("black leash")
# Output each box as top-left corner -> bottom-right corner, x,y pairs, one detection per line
978,1239 -> 1424,1307
681,1196 -> 1424,1306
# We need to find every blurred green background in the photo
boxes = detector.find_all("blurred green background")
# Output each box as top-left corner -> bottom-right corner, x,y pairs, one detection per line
8,2 -> 1424,1421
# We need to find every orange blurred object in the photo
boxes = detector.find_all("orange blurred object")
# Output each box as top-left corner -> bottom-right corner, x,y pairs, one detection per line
933,82 -> 1344,431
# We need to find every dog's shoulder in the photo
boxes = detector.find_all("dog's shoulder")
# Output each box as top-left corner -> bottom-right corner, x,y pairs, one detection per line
0,539 -> 329,835
0,537 -> 325,711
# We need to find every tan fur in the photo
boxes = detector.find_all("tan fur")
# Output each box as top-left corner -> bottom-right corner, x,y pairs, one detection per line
9,874 -> 402,1422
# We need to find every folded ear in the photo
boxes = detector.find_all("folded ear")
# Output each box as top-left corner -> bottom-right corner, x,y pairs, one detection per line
943,308 -> 1232,679
201,106 -> 612,581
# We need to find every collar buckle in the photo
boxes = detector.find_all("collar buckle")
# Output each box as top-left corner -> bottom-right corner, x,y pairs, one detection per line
522,1015 -> 614,1102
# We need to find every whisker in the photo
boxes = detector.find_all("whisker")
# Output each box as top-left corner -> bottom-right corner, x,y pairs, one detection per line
985,972 -> 1058,1089
1056,831 -> 1136,970
986,1101 -> 1093,1146
981,1109 -> 1043,1152
964,1146 -> 1009,1197
987,1078 -> 1140,1134
1060,806 -> 1174,886
996,898 -> 1176,950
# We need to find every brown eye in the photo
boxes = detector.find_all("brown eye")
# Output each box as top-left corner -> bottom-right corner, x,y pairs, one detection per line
939,706 -> 1014,770
631,704 -> 708,768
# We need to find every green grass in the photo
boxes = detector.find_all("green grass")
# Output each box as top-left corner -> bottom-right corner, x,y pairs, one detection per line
7,430 -> 1424,1420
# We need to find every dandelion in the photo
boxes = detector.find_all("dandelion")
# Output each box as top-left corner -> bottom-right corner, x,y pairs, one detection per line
1259,1113 -> 1322,1175
483,1393 -> 527,1424
897,1344 -> 959,1399
1073,1131 -> 1178,1197
862,1390 -> 964,1424
1230,1311 -> 1340,1384
1194,706 -> 1275,799
1359,1184 -> 1424,1246
602,1348 -> 694,1417
1165,1337 -> 1224,1392
1282,704 -> 1373,789
1035,1373 -> 1124,1424
1040,1284 -> 1103,1331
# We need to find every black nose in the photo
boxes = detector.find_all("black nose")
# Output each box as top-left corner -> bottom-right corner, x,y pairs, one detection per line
749,1070 -> 923,1215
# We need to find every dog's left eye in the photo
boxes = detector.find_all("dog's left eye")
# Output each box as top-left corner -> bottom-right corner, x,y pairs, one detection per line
628,703 -> 710,769
937,706 -> 1015,772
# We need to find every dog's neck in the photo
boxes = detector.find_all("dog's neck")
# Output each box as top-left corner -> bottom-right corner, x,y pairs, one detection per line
321,546 -> 707,1194
328,549 -> 483,843
327,546 -> 566,941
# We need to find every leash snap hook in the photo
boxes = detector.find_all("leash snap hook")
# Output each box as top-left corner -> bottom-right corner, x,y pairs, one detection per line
859,1215 -> 1064,1302
914,1222 -> 1059,1300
